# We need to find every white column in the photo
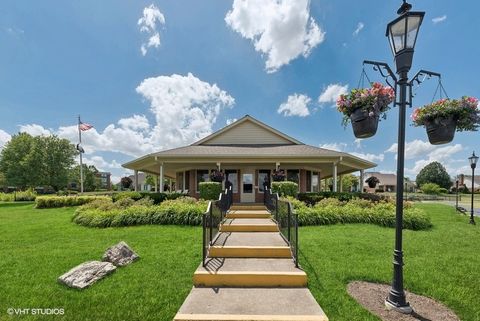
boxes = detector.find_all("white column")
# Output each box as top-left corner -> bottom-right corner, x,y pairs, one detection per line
332,163 -> 338,192
159,163 -> 164,192
154,176 -> 158,192
134,170 -> 138,191
339,175 -> 343,192
182,171 -> 186,193
360,170 -> 365,193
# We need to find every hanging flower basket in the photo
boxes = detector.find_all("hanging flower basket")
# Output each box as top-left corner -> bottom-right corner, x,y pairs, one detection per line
365,176 -> 380,188
412,97 -> 480,145
272,169 -> 286,182
337,82 -> 395,138
210,169 -> 224,182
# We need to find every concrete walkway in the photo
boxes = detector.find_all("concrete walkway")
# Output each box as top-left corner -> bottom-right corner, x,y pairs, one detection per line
174,204 -> 328,321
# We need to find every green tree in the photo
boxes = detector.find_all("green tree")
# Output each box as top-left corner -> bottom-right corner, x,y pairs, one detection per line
341,174 -> 359,192
145,174 -> 156,190
416,161 -> 452,189
69,165 -> 100,192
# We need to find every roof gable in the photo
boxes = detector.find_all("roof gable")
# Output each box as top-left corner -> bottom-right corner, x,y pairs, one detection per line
192,115 -> 302,146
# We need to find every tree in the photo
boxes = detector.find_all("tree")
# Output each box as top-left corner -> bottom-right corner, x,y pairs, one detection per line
121,176 -> 132,189
416,161 -> 452,189
69,165 -> 100,192
341,174 -> 359,192
145,174 -> 156,190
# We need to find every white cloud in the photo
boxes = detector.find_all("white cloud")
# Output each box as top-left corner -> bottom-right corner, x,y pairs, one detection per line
138,4 -> 165,56
226,118 -> 238,125
136,73 -> 235,151
404,143 -> 465,177
18,124 -> 52,136
354,138 -> 363,149
0,129 -> 11,150
432,15 -> 447,24
319,142 -> 347,152
386,139 -> 437,160
83,155 -> 122,171
225,0 -> 325,73
318,84 -> 348,104
277,94 -> 311,117
350,152 -> 384,163
353,22 -> 364,36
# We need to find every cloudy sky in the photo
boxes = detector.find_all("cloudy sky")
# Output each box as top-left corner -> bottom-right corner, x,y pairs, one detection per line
0,0 -> 479,183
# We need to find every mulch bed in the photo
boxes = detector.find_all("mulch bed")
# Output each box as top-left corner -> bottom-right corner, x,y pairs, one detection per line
347,281 -> 460,321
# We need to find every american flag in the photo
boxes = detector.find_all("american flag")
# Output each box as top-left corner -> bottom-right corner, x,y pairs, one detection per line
79,122 -> 93,131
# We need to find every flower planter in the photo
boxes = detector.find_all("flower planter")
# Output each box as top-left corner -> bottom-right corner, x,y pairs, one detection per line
368,182 -> 377,188
350,109 -> 379,138
425,116 -> 457,145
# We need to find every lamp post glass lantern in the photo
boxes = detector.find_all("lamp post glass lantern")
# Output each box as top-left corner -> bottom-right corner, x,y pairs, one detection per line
468,151 -> 478,224
384,1 -> 425,314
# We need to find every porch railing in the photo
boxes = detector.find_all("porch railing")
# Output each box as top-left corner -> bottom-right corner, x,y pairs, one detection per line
264,187 -> 299,268
202,186 -> 233,266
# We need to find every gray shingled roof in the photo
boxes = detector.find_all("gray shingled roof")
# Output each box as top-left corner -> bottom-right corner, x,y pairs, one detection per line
151,144 -> 345,157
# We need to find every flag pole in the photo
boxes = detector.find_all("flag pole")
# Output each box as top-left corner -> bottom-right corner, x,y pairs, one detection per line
78,115 -> 84,194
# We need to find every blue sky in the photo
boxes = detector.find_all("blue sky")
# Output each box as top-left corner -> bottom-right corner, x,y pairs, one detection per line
0,0 -> 479,183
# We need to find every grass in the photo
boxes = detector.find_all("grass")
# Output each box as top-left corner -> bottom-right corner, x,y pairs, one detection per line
301,203 -> 480,321
0,203 -> 201,321
0,203 -> 479,320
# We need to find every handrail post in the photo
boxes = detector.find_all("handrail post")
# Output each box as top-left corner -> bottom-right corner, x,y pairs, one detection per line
275,196 -> 278,222
202,214 -> 206,267
209,205 -> 213,244
295,212 -> 299,268
287,202 -> 291,242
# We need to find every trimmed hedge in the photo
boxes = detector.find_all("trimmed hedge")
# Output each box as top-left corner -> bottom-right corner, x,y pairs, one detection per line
35,196 -> 111,209
289,197 -> 431,230
73,197 -> 208,227
0,190 -> 37,202
272,181 -> 298,197
297,192 -> 388,205
112,191 -> 186,204
199,182 -> 222,200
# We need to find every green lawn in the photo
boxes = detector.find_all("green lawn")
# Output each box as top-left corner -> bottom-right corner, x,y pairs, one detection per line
0,203 -> 479,321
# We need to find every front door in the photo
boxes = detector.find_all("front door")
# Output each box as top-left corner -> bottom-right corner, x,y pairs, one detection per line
240,169 -> 255,203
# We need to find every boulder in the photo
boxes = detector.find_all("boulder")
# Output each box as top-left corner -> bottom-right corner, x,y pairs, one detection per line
102,241 -> 139,266
58,261 -> 116,289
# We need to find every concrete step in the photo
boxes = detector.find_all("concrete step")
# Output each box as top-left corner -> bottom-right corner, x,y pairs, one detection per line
210,232 -> 290,258
194,258 -> 306,287
174,287 -> 328,321
226,210 -> 271,219
220,218 -> 278,232
230,204 -> 267,211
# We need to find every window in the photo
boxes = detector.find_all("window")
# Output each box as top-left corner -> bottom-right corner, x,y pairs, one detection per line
287,169 -> 299,184
196,170 -> 209,192
243,173 -> 253,193
312,173 -> 319,192
225,170 -> 238,193
177,172 -> 184,191
258,170 -> 271,192
184,171 -> 190,192
306,171 -> 312,192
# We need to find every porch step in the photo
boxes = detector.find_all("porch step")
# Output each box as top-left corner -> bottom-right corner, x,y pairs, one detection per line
174,287 -> 328,321
230,204 -> 267,211
226,210 -> 271,219
220,218 -> 278,232
210,232 -> 290,258
194,258 -> 306,287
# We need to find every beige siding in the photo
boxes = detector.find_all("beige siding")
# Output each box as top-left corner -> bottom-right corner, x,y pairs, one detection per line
202,121 -> 294,145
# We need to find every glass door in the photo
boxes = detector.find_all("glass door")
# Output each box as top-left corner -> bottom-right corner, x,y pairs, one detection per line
240,169 -> 255,203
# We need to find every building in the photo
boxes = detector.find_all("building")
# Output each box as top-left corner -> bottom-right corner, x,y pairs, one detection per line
122,115 -> 376,203
458,174 -> 480,192
95,171 -> 111,190
363,172 -> 416,193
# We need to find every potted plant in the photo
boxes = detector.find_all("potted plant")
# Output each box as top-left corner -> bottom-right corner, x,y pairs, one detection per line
336,82 -> 395,138
209,169 -> 224,182
412,96 -> 479,145
365,176 -> 380,188
272,169 -> 286,182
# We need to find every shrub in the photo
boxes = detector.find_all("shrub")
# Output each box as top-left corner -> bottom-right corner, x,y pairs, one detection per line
0,190 -> 37,202
199,182 -> 222,200
73,198 -> 208,228
112,191 -> 142,202
297,192 -> 386,205
421,183 -> 442,195
35,196 -> 111,208
291,199 -> 431,231
112,191 -> 186,204
271,181 -> 298,197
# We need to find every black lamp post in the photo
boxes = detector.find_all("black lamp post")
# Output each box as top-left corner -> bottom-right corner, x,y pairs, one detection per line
468,151 -> 478,224
385,1 -> 424,314
455,176 -> 459,211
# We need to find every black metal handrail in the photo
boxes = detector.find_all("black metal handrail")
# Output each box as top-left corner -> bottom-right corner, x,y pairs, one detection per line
202,186 -> 233,266
264,187 -> 299,268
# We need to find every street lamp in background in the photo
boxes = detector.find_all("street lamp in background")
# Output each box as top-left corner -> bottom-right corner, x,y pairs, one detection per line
468,151 -> 478,224
455,176 -> 459,211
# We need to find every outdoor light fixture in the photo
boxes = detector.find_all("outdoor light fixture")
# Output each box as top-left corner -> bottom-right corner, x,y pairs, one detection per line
468,151 -> 478,224
386,1 -> 425,73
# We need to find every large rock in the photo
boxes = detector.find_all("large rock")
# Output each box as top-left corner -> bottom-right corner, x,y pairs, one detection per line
58,261 -> 116,289
102,241 -> 139,266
